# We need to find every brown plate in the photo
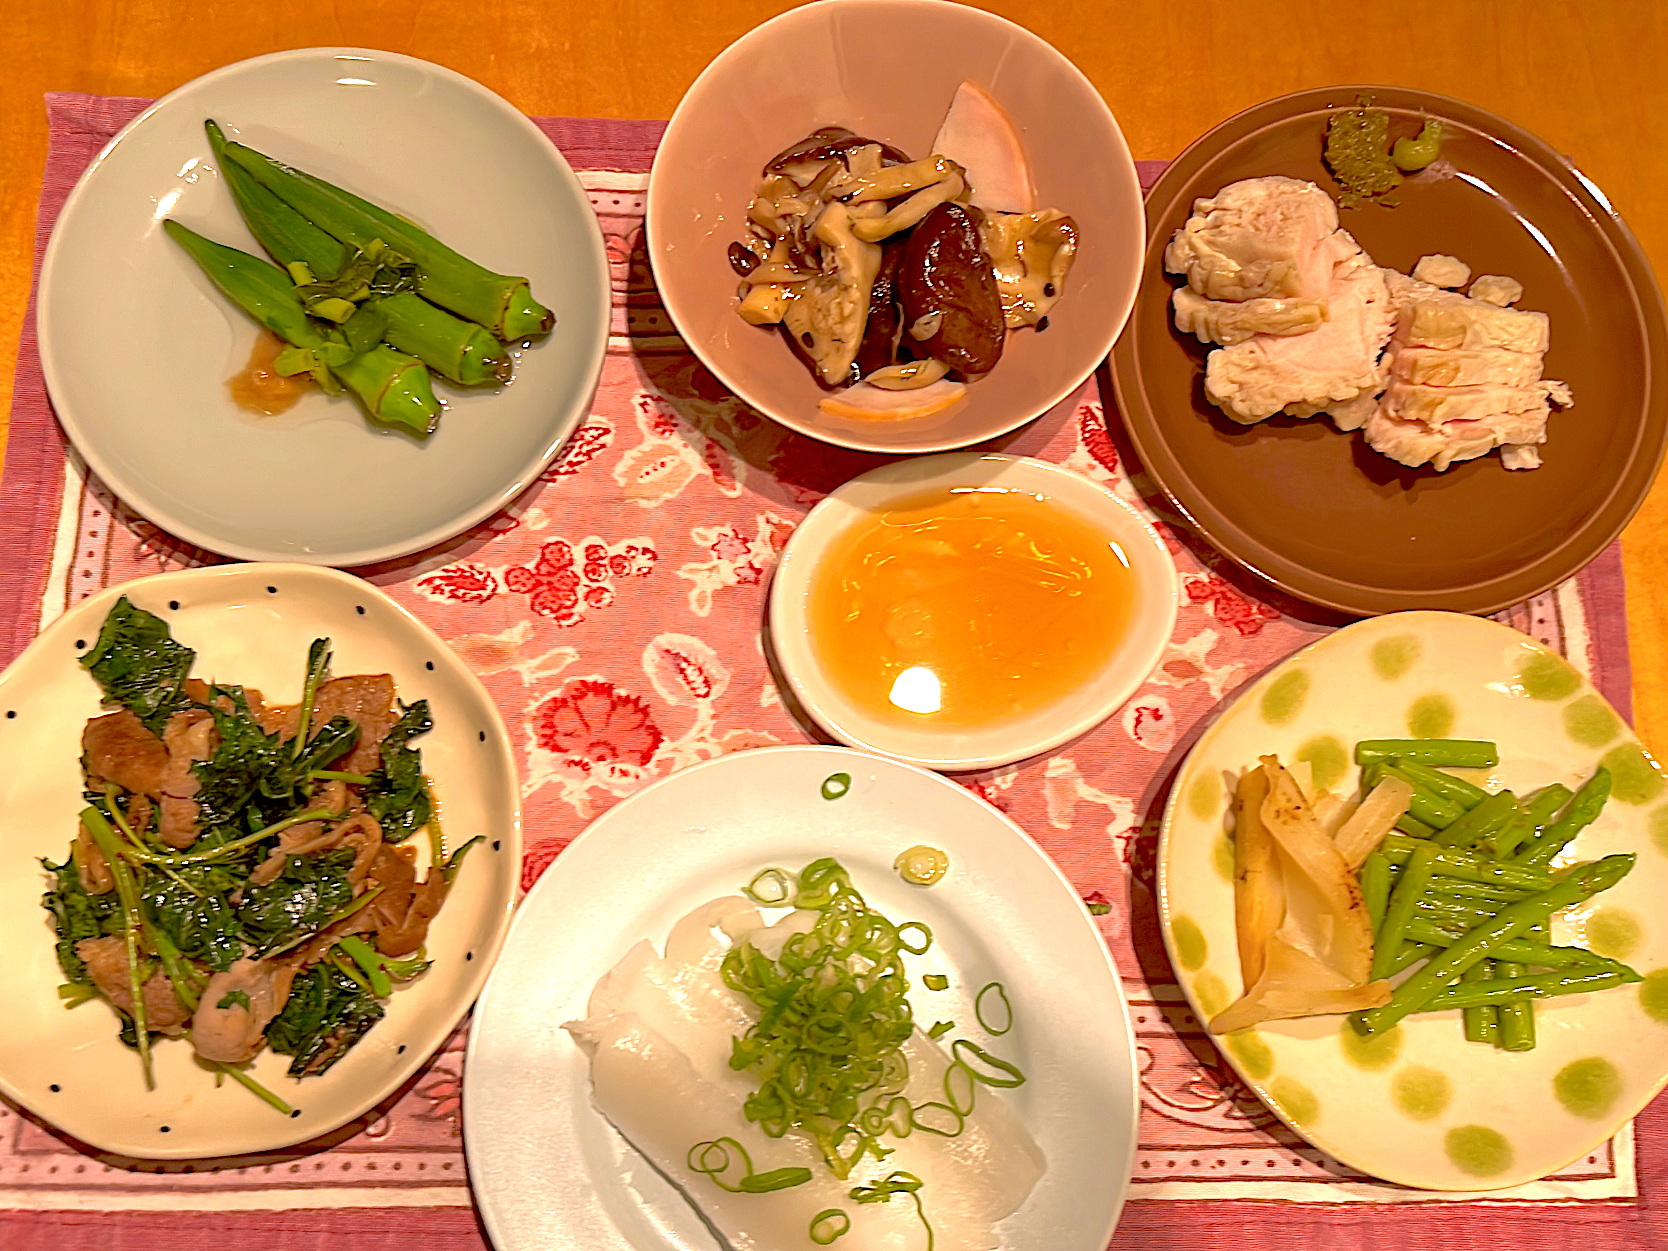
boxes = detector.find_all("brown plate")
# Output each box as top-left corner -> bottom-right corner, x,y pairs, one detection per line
1109,86 -> 1668,616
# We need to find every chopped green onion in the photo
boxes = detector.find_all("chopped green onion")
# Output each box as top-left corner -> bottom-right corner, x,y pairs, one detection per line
743,868 -> 791,905
810,1209 -> 851,1245
687,1137 -> 811,1193
927,1020 -> 954,1040
974,983 -> 1013,1036
820,772 -> 852,801
922,973 -> 949,991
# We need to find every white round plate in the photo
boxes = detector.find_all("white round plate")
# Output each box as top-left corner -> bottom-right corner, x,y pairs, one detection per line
0,564 -> 522,1159
38,48 -> 609,566
1160,611 -> 1668,1190
767,455 -> 1179,772
463,744 -> 1138,1251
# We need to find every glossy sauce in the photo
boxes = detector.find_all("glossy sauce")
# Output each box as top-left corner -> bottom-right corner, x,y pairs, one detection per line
228,331 -> 311,416
808,486 -> 1134,728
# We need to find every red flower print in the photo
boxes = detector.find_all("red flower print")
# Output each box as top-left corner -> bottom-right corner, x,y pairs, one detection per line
1185,573 -> 1281,637
1078,401 -> 1119,476
604,227 -> 642,269
505,539 -> 585,624
416,562 -> 499,606
505,537 -> 656,625
520,837 -> 565,891
532,679 -> 664,769
415,1063 -> 463,1130
544,421 -> 614,480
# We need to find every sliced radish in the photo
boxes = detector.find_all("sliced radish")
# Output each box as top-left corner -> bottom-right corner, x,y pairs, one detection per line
930,81 -> 1036,215
817,378 -> 968,422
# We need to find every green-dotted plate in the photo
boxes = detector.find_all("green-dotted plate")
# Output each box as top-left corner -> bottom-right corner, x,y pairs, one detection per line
1159,611 -> 1668,1190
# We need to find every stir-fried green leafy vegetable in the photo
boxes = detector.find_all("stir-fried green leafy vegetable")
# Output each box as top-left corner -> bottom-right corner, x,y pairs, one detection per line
41,598 -> 467,1110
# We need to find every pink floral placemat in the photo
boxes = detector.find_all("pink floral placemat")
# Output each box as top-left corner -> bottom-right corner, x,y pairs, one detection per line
0,94 -> 1655,1251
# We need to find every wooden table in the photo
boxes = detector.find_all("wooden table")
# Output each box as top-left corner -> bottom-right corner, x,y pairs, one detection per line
3,0 -> 1663,735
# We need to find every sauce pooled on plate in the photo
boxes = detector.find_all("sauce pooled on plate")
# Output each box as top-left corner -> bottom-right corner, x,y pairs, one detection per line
809,486 -> 1133,728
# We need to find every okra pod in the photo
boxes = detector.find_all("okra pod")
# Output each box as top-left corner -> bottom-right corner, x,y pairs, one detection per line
206,120 -> 351,279
333,346 -> 442,438
372,292 -> 511,387
164,219 -> 335,351
1355,739 -> 1500,769
224,139 -> 554,341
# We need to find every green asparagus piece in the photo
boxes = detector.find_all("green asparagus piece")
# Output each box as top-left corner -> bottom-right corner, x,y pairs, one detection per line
1403,917 -> 1623,968
1395,761 -> 1490,810
1361,851 -> 1392,933
1423,965 -> 1642,1011
1355,739 -> 1500,769
1372,841 -> 1438,980
1380,834 -> 1558,890
1395,813 -> 1435,838
1384,940 -> 1438,977
223,137 -> 554,341
1351,854 -> 1636,1036
1512,768 -> 1612,867
1431,789 -> 1519,849
1524,784 -> 1576,830
1427,876 -> 1532,906
1491,811 -> 1532,860
1461,960 -> 1500,1044
1495,959 -> 1536,1051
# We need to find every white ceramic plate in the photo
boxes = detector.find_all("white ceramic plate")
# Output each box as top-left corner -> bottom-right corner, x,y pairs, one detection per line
38,48 -> 609,566
1160,611 -> 1668,1190
767,455 -> 1178,771
0,564 -> 522,1159
463,744 -> 1138,1251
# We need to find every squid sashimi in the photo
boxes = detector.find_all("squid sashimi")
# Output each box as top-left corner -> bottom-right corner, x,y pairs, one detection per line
566,893 -> 1045,1251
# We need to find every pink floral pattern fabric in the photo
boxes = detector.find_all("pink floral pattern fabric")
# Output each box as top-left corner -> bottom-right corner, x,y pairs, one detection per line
0,99 -> 1651,1251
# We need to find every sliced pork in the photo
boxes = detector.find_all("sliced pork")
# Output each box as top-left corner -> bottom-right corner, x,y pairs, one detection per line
76,936 -> 193,1035
192,957 -> 300,1063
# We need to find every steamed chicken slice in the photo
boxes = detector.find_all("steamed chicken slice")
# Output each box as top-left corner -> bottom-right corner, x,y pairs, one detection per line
1360,271 -> 1571,471
1171,289 -> 1327,346
566,896 -> 1045,1251
1203,251 -> 1394,423
1164,176 -> 1353,302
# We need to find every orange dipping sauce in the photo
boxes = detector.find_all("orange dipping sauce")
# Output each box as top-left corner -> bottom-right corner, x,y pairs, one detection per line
228,331 -> 311,416
807,485 -> 1134,729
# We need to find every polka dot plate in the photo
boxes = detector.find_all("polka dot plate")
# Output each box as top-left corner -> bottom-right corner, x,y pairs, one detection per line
0,564 -> 521,1158
1160,610 -> 1668,1190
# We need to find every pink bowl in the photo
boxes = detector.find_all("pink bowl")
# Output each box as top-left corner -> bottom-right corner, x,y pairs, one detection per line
647,0 -> 1145,453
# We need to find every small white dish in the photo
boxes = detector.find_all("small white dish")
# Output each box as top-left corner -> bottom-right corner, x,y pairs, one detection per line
767,454 -> 1178,772
0,564 -> 522,1159
463,744 -> 1139,1251
37,48 -> 609,566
